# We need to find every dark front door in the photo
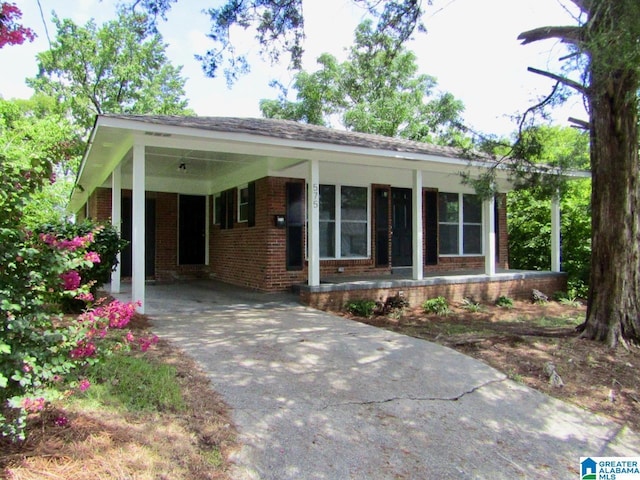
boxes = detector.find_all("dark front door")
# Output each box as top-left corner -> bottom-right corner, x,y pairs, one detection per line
391,188 -> 412,267
179,194 -> 206,265
121,196 -> 156,277
375,188 -> 390,267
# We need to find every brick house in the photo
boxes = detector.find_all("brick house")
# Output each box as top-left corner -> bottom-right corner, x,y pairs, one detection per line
70,114 -> 569,312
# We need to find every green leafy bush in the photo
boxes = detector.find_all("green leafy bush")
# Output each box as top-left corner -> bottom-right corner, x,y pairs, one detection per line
38,219 -> 128,287
495,296 -> 514,308
345,299 -> 377,317
37,220 -> 128,312
422,296 -> 450,315
460,298 -> 485,313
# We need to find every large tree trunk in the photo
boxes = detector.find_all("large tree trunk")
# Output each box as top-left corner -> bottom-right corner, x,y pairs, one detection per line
579,9 -> 640,347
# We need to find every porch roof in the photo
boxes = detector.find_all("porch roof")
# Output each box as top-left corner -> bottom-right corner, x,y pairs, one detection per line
71,114 -> 513,213
98,114 -> 487,160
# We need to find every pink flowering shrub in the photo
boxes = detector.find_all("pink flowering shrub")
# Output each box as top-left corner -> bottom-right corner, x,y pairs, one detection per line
1,155 -> 139,440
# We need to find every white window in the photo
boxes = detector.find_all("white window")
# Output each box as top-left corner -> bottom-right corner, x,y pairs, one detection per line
319,185 -> 369,259
438,193 -> 482,255
238,185 -> 249,223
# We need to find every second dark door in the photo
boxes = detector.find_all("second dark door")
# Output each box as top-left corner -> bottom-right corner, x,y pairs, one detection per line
391,188 -> 412,267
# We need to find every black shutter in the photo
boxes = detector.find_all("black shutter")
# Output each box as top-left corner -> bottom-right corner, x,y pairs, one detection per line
494,195 -> 500,263
226,189 -> 234,229
248,181 -> 256,227
219,191 -> 228,230
425,190 -> 439,265
286,182 -> 304,270
219,189 -> 235,229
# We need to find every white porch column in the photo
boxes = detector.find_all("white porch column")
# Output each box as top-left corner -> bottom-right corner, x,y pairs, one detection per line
551,193 -> 561,272
483,195 -> 496,276
132,143 -> 146,313
110,163 -> 122,294
412,170 -> 423,280
307,159 -> 320,286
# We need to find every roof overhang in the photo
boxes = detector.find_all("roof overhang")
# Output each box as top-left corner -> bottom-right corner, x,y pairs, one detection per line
69,115 -> 578,213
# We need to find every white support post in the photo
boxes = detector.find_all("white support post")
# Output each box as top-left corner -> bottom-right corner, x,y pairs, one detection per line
110,163 -> 122,294
132,143 -> 146,313
483,195 -> 496,276
307,159 -> 320,287
551,193 -> 561,272
412,170 -> 424,280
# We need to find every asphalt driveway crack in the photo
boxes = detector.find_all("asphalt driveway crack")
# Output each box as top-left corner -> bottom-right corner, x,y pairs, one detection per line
320,378 -> 507,410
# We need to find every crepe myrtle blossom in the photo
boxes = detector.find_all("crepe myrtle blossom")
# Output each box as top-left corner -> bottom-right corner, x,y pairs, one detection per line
84,251 -> 101,263
40,232 -> 95,252
21,397 -> 45,413
60,270 -> 81,291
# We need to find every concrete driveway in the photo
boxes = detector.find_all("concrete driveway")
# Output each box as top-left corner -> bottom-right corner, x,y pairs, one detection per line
129,281 -> 639,479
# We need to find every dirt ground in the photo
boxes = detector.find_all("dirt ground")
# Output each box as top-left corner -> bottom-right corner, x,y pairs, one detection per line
348,299 -> 640,433
1,314 -> 238,480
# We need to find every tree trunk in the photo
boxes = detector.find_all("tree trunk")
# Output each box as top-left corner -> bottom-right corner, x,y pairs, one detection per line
580,44 -> 640,347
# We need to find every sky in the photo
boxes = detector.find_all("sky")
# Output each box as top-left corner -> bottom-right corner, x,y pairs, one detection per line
0,0 -> 587,137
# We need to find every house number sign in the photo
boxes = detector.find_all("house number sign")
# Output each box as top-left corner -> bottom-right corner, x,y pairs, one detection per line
312,183 -> 319,209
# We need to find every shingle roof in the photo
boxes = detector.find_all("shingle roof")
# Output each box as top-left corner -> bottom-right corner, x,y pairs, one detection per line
102,114 -> 489,162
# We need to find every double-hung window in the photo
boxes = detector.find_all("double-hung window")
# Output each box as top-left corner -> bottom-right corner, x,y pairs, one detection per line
438,193 -> 482,255
238,185 -> 249,223
319,185 -> 368,258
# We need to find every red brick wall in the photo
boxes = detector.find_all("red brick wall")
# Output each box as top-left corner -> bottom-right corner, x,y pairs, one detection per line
210,177 -> 308,291
82,183 -> 512,291
301,273 -> 567,311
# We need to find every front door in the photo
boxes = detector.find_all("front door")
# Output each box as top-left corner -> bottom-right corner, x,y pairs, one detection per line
391,188 -> 412,267
178,194 -> 206,265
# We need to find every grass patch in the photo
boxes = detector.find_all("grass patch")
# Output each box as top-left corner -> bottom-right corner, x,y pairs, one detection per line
85,351 -> 185,413
528,315 -> 584,329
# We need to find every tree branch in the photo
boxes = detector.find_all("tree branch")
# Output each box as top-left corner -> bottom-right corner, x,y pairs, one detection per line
518,25 -> 583,46
568,117 -> 590,129
568,0 -> 590,15
527,66 -> 587,94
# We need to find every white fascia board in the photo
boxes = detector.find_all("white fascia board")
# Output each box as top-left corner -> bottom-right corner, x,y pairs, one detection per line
97,116 -> 499,172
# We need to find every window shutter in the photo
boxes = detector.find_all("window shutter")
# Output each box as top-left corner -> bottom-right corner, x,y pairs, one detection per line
425,190 -> 438,265
286,182 -> 304,270
248,181 -> 256,227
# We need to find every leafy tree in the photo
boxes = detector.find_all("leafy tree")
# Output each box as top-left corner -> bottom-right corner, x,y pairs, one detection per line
0,2 -> 35,48
507,127 -> 591,296
0,96 -> 82,227
519,0 -> 640,348
260,21 -> 466,145
27,11 -> 191,133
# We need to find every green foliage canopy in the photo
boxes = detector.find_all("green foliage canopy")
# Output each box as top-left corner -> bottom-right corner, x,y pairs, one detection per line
260,21 -> 466,146
27,11 -> 191,133
507,126 -> 591,296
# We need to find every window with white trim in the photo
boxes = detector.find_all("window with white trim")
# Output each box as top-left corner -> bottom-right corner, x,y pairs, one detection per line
319,185 -> 369,258
238,185 -> 249,223
438,193 -> 482,255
